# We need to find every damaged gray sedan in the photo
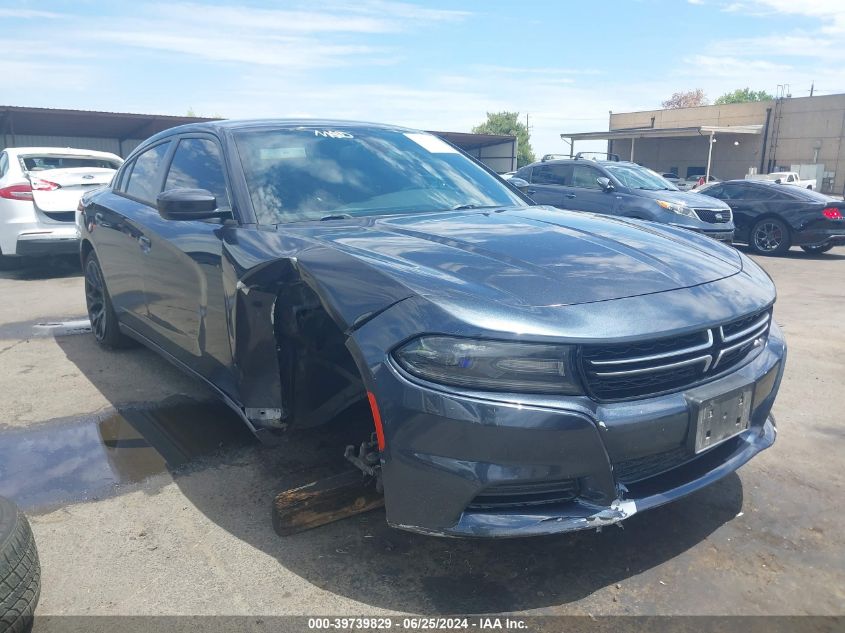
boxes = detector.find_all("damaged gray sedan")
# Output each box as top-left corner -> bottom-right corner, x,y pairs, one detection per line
78,120 -> 785,537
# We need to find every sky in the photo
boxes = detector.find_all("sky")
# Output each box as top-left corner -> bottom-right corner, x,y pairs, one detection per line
2,0 -> 844,156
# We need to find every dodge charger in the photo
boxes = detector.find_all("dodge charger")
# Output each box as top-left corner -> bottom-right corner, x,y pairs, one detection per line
78,120 -> 785,537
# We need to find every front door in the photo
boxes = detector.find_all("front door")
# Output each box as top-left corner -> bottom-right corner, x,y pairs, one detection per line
140,135 -> 236,392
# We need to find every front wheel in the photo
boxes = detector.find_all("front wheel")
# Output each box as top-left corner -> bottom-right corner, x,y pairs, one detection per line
84,252 -> 134,348
801,243 -> 834,255
750,218 -> 791,256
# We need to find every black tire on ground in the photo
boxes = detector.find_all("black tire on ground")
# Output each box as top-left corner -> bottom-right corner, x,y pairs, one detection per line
0,497 -> 40,633
749,217 -> 792,256
801,244 -> 834,254
83,251 -> 134,349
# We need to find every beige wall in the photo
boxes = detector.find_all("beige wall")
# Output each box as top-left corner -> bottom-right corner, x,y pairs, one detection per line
608,93 -> 845,193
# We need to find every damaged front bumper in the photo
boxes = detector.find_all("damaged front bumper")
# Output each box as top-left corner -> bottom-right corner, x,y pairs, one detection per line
417,417 -> 775,538
360,319 -> 785,538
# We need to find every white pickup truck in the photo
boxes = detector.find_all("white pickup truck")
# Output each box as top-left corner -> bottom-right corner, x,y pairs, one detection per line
746,171 -> 816,190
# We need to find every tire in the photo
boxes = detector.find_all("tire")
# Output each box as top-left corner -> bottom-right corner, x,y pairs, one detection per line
749,218 -> 792,256
0,497 -> 40,633
801,243 -> 834,254
83,251 -> 134,348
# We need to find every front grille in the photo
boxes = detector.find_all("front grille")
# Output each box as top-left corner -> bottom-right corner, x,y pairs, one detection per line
694,208 -> 732,224
581,309 -> 771,401
42,211 -> 75,222
613,446 -> 691,484
467,478 -> 579,510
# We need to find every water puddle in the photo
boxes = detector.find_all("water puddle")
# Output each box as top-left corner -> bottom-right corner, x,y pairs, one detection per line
0,397 -> 255,512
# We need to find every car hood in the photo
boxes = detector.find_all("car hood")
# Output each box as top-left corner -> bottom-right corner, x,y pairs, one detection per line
295,206 -> 742,309
633,188 -> 731,209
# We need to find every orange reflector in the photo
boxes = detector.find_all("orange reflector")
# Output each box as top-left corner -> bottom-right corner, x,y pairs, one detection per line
367,391 -> 386,450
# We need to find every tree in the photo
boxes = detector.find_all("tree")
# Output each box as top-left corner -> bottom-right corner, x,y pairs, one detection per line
714,88 -> 774,105
472,111 -> 535,168
661,89 -> 709,109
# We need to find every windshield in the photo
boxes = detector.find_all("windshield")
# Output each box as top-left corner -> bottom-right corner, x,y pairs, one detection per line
20,155 -> 120,172
234,127 -> 527,224
604,164 -> 679,191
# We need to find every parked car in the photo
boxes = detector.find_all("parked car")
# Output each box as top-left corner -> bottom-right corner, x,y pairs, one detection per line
746,171 -> 816,190
698,179 -> 845,255
511,157 -> 735,242
79,120 -> 784,538
0,147 -> 122,267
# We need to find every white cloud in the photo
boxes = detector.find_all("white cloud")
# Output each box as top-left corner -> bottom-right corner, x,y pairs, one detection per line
0,9 -> 62,19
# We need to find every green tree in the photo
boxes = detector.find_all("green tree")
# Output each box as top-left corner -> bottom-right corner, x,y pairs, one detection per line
714,88 -> 775,104
472,111 -> 535,168
661,89 -> 708,109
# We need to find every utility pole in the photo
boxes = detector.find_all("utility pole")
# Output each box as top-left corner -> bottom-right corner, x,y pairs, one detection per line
810,81 -> 815,97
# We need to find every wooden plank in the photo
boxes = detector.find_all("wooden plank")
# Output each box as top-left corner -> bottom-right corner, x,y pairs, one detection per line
272,470 -> 385,536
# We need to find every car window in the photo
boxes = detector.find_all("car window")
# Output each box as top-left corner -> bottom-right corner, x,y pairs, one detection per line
164,138 -> 230,209
125,142 -> 171,205
571,164 -> 603,190
699,184 -> 724,198
604,164 -> 676,191
0,152 -> 7,179
531,163 -> 571,185
234,127 -> 526,224
19,155 -> 120,171
721,184 -> 781,201
514,166 -> 532,181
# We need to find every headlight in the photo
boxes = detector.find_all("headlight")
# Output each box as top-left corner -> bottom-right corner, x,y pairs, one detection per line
656,199 -> 697,218
393,336 -> 582,395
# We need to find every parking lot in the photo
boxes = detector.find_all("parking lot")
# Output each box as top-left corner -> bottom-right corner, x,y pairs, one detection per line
1,248 -> 843,617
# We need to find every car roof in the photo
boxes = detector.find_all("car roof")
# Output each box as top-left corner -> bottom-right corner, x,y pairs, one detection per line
525,158 -> 640,168
721,179 -> 780,187
138,118 -> 421,148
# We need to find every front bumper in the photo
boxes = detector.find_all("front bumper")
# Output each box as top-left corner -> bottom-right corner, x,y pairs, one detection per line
368,322 -> 785,538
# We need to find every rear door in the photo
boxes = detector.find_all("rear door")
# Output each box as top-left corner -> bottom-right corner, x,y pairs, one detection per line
91,141 -> 172,332
140,134 -> 236,389
526,163 -> 572,207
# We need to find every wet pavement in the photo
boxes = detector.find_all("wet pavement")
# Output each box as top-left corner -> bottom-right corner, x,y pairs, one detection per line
0,397 -> 254,512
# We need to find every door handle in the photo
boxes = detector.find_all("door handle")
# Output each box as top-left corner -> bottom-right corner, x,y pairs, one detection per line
138,236 -> 151,253
525,188 -> 536,195
565,194 -> 577,199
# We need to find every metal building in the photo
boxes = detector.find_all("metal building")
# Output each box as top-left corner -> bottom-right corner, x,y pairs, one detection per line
0,106 -> 517,173
561,92 -> 845,194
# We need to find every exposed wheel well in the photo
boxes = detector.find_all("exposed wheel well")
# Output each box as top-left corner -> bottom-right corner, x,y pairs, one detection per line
272,281 -> 367,429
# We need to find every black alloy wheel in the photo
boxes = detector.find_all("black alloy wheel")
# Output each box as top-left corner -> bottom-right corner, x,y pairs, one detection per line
750,218 -> 791,256
84,252 -> 133,348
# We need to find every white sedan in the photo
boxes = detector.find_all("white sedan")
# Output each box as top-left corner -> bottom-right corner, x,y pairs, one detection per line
0,147 -> 122,268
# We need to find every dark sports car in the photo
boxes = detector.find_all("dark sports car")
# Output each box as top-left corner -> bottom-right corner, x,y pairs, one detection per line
698,179 -> 845,255
78,120 -> 785,537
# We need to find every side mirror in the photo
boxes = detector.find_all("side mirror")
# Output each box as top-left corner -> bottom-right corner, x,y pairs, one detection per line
157,188 -> 222,220
508,177 -> 530,190
596,176 -> 614,192
774,178 -> 782,184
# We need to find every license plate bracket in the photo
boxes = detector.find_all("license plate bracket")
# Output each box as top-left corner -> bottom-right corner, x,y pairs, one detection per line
689,386 -> 752,454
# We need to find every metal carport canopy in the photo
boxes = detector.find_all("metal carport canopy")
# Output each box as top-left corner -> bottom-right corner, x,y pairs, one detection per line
560,124 -> 763,180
